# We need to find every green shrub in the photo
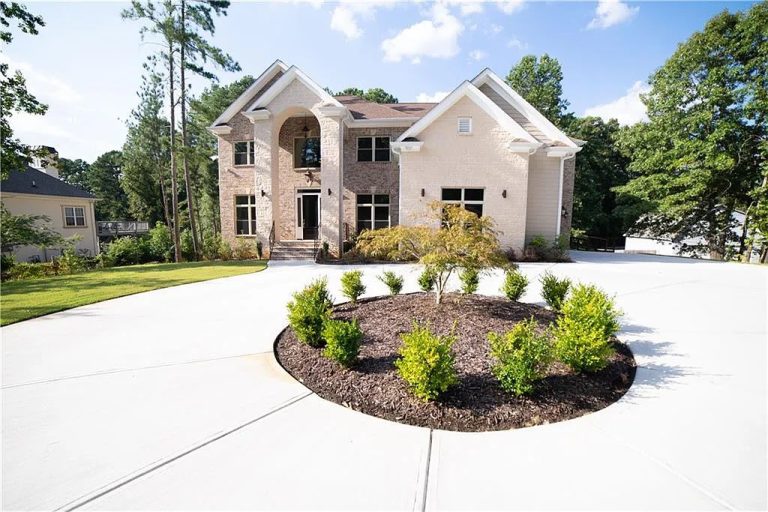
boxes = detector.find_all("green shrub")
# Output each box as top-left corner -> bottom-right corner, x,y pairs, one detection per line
528,236 -> 549,260
218,238 -> 233,260
286,278 -> 334,347
180,229 -> 195,261
550,235 -> 570,261
417,265 -> 436,292
233,238 -> 258,260
58,248 -> 86,274
1,253 -> 15,274
488,318 -> 552,396
340,270 -> 366,303
539,271 -> 571,311
552,284 -> 622,373
8,262 -> 50,280
459,267 -> 479,294
322,318 -> 363,366
378,270 -> 404,295
148,222 -> 173,262
396,322 -> 457,401
501,268 -> 528,301
105,236 -> 145,266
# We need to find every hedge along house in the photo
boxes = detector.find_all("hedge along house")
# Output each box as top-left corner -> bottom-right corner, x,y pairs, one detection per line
210,60 -> 583,259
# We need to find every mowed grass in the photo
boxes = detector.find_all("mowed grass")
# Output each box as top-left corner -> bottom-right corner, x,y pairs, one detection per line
0,260 -> 267,326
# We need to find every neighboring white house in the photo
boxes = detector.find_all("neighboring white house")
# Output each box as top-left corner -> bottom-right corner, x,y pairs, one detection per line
209,60 -> 583,258
1,153 -> 99,262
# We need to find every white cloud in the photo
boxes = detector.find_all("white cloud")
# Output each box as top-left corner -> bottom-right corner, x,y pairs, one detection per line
445,0 -> 484,16
381,4 -> 464,63
506,37 -> 527,50
488,23 -> 504,35
469,49 -> 487,61
416,91 -> 450,103
496,0 -> 525,15
584,81 -> 650,125
0,54 -> 82,105
587,0 -> 639,29
331,5 -> 363,39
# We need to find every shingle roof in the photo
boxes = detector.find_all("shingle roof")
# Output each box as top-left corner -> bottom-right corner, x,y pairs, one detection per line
335,96 -> 436,120
1,166 -> 95,199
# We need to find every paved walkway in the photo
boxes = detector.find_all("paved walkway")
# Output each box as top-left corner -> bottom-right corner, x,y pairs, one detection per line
2,252 -> 766,510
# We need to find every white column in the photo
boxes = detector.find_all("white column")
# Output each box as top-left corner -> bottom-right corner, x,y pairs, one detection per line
318,108 -> 345,255
251,112 -> 273,248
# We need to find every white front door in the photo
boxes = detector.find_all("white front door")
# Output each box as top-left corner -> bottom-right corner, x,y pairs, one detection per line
295,189 -> 321,240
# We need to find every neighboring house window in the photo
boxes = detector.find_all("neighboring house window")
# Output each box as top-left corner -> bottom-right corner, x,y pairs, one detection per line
441,188 -> 484,216
357,137 -> 391,162
457,117 -> 472,135
235,195 -> 257,235
234,141 -> 255,166
356,194 -> 390,233
63,206 -> 86,227
294,137 -> 321,168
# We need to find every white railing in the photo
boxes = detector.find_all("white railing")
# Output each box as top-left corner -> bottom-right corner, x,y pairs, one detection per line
97,221 -> 150,237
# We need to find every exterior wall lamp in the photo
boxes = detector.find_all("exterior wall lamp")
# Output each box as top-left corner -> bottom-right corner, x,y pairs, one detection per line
260,189 -> 266,197
502,189 -> 507,198
420,188 -> 425,197
328,188 -> 332,196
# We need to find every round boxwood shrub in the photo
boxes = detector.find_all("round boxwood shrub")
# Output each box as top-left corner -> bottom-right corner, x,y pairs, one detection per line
395,322 -> 457,401
488,317 -> 552,396
286,278 -> 333,347
322,318 -> 363,366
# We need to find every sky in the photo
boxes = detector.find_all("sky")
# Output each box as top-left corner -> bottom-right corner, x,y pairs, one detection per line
4,0 -> 759,162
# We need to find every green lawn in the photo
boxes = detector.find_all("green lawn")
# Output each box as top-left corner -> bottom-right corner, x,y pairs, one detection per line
0,260 -> 267,326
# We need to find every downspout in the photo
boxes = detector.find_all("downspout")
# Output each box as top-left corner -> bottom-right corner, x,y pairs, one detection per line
556,152 -> 576,237
392,143 -> 403,227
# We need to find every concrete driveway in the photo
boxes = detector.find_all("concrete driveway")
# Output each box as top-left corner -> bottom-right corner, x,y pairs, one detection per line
2,252 -> 766,510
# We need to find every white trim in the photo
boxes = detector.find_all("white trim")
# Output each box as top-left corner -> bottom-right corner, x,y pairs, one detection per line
209,59 -> 288,129
243,109 -> 271,123
345,118 -> 418,128
471,68 -> 579,149
391,141 -> 423,152
209,125 -> 232,135
248,66 -> 344,111
396,82 -> 536,143
233,140 -> 255,166
457,117 -> 472,135
555,152 -> 576,237
508,142 -> 544,153
546,147 -> 581,158
317,105 -> 347,118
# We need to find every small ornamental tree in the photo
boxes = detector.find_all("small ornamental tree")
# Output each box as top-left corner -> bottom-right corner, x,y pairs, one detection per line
357,203 -> 507,304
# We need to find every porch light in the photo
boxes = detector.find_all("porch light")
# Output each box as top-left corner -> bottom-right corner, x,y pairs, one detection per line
327,188 -> 332,196
261,189 -> 266,197
502,189 -> 507,198
420,188 -> 425,197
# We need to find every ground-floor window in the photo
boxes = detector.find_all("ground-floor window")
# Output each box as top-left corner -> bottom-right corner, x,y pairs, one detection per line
357,194 -> 390,233
235,195 -> 257,235
441,187 -> 484,216
63,206 -> 86,227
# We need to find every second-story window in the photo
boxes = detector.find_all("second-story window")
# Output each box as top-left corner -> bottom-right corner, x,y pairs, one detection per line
357,137 -> 391,162
234,141 -> 255,166
294,137 -> 321,168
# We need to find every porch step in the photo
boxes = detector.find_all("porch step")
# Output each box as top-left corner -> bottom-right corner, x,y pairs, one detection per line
270,241 -> 319,261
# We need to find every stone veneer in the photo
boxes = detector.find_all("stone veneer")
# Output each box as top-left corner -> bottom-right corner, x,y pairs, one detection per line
341,127 -> 405,237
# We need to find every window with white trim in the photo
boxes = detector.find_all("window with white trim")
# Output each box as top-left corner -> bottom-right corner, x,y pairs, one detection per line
234,141 -> 255,166
441,188 -> 484,216
293,137 -> 321,168
235,195 -> 257,235
457,117 -> 472,135
357,137 -> 391,162
63,206 -> 86,227
356,194 -> 390,233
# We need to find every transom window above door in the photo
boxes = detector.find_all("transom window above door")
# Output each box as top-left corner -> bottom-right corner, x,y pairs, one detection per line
63,206 -> 86,227
357,137 -> 391,162
294,137 -> 321,169
357,194 -> 390,233
441,188 -> 484,217
234,141 -> 255,166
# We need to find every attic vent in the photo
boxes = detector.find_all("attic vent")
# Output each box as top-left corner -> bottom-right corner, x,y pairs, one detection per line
457,117 -> 472,135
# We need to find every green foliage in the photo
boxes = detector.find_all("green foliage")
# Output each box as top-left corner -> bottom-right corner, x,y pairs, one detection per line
8,262 -> 56,280
0,203 -> 64,252
378,270 -> 404,295
233,238 -> 259,260
322,318 -> 363,366
488,318 -> 552,396
1,253 -> 15,274
180,229 -> 195,261
335,87 -> 398,104
1,2 -> 47,180
286,278 -> 334,348
552,284 -> 621,373
501,268 -> 528,301
147,222 -> 173,262
506,54 -> 569,125
417,265 -> 436,292
58,158 -> 92,192
459,267 -> 479,294
57,247 -> 86,274
615,3 -> 766,260
357,203 -> 506,304
395,322 -> 457,401
90,150 -> 130,221
340,270 -> 366,303
539,271 -> 571,311
104,236 -> 150,267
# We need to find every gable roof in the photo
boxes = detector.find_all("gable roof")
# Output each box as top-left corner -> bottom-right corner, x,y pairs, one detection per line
397,81 -> 538,143
246,65 -> 344,112
335,96 -> 436,120
210,59 -> 289,128
1,166 -> 95,199
471,69 -> 578,148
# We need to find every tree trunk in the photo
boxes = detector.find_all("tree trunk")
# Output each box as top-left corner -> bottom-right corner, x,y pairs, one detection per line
179,0 -> 199,260
168,42 -> 181,263
738,204 -> 752,261
159,166 -> 171,229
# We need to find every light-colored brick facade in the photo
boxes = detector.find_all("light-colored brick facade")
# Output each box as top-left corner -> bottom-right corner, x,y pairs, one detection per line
213,63 -> 581,258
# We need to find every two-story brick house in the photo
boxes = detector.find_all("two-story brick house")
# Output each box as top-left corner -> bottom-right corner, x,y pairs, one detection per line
210,60 -> 582,258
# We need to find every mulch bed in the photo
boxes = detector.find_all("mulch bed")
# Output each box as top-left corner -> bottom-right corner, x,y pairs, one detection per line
274,293 -> 636,432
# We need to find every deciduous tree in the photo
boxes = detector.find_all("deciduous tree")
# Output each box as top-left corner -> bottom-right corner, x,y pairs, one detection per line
505,54 -> 569,125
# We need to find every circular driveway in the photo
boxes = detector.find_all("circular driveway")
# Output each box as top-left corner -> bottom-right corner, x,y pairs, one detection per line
2,252 -> 765,510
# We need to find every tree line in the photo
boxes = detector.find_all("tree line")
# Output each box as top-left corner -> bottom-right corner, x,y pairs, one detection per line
2,2 -> 765,262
